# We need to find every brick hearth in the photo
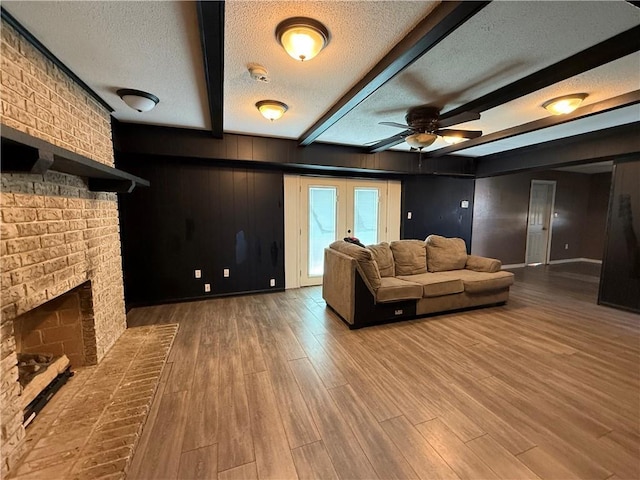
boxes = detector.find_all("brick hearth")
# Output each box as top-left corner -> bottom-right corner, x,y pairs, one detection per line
9,324 -> 178,480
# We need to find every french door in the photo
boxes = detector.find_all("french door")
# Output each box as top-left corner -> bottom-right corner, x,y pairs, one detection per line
299,178 -> 388,286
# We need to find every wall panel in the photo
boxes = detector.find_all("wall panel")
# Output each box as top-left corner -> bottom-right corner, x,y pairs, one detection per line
117,154 -> 284,307
401,176 -> 475,248
599,160 -> 640,312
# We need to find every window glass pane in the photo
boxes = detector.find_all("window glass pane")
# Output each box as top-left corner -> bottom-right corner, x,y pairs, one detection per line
308,187 -> 337,276
354,188 -> 378,245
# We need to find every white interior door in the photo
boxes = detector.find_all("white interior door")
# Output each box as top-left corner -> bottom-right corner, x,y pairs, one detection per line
525,180 -> 556,265
299,177 -> 388,286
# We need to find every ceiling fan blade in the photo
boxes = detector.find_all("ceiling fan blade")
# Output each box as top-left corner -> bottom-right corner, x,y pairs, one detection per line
367,131 -> 410,153
379,121 -> 411,129
438,111 -> 481,128
437,129 -> 482,139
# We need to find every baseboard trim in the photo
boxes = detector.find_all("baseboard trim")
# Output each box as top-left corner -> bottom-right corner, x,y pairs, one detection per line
548,258 -> 603,265
502,263 -> 526,269
502,259 -> 602,269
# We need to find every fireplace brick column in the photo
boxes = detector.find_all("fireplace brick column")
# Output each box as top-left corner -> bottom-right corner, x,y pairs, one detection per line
1,20 -> 127,475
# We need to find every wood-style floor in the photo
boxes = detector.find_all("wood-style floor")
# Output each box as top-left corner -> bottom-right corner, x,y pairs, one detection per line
127,263 -> 640,480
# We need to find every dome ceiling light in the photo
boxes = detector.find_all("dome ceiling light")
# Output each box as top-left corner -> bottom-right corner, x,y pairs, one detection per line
276,17 -> 329,62
116,89 -> 159,112
542,93 -> 588,115
256,100 -> 288,121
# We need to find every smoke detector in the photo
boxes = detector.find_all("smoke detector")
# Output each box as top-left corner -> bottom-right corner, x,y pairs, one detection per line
249,65 -> 269,83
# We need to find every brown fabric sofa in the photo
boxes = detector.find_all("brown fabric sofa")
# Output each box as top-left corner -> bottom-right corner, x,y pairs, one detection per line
322,235 -> 514,328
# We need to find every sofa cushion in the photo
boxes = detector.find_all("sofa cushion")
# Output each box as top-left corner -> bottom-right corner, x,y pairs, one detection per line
330,241 -> 381,290
375,277 -> 423,303
397,272 -> 464,298
367,242 -> 395,277
425,235 -> 468,272
453,270 -> 515,293
390,240 -> 427,276
466,254 -> 502,273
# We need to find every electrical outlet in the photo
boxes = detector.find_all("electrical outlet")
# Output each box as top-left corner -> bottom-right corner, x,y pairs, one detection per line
565,243 -> 569,250
204,283 -> 211,292
407,212 -> 412,219
223,268 -> 230,278
194,269 -> 201,279
270,278 -> 276,287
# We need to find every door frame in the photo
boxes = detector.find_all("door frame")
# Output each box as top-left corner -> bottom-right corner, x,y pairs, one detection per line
525,179 -> 556,265
283,174 -> 400,289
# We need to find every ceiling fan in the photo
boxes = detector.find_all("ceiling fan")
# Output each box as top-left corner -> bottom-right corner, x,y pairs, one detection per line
377,106 -> 482,150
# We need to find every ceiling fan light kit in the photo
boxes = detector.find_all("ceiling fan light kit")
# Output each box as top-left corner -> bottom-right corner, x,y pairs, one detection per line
116,89 -> 159,112
542,93 -> 588,115
443,135 -> 466,145
406,132 -> 438,149
276,17 -> 329,61
379,105 -> 482,151
256,100 -> 288,121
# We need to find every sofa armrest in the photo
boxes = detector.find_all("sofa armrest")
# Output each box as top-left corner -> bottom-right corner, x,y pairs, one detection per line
322,248 -> 357,324
466,254 -> 502,273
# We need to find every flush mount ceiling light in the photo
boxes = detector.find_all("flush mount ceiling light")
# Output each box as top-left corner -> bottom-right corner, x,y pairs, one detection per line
542,93 -> 588,115
276,17 -> 329,61
256,100 -> 288,121
406,132 -> 438,149
116,89 -> 159,112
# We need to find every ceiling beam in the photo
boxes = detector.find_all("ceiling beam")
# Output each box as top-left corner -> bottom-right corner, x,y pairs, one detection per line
427,90 -> 640,157
475,122 -> 640,177
369,24 -> 640,154
297,1 -> 490,147
442,25 -> 640,121
197,0 -> 225,138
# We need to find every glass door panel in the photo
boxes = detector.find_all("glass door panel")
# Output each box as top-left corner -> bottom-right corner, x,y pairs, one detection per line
308,187 -> 337,277
353,188 -> 379,246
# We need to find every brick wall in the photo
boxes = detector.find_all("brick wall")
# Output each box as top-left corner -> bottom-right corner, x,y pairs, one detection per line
1,20 -> 126,474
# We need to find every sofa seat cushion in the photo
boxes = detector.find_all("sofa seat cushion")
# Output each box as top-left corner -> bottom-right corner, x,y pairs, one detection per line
426,235 -> 468,272
367,242 -> 395,277
390,240 -> 427,275
397,273 -> 464,298
454,270 -> 515,293
376,277 -> 423,303
330,241 -> 381,290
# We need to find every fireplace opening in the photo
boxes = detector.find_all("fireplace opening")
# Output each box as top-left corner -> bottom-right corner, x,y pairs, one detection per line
12,281 -> 97,425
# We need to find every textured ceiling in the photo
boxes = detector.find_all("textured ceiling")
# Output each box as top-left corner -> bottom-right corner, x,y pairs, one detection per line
2,1 -> 210,130
317,0 -> 640,151
2,0 -> 639,159
223,0 -> 438,139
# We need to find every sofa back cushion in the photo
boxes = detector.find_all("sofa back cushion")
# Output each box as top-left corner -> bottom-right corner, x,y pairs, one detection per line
367,242 -> 395,277
329,241 -> 381,290
425,235 -> 468,272
390,240 -> 427,276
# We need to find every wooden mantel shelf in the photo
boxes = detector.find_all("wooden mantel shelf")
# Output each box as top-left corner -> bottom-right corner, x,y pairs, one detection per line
1,125 -> 149,193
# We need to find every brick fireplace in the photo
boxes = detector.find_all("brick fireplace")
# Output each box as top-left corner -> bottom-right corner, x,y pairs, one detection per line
1,20 -> 127,475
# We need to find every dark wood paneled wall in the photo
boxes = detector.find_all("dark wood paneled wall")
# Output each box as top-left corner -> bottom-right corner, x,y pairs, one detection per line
401,176 -> 475,249
113,122 -> 475,177
472,170 -> 608,265
117,154 -> 284,307
582,172 -> 612,260
599,160 -> 640,313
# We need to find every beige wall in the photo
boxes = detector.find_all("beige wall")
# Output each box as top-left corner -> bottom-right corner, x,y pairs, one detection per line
0,21 -> 126,474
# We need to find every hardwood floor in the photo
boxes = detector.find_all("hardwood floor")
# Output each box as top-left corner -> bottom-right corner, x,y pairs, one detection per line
126,263 -> 639,480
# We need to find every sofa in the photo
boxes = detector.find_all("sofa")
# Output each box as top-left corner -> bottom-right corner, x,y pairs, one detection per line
322,235 -> 514,328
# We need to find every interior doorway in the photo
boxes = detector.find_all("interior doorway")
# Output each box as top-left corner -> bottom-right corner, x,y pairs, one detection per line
525,180 -> 556,265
